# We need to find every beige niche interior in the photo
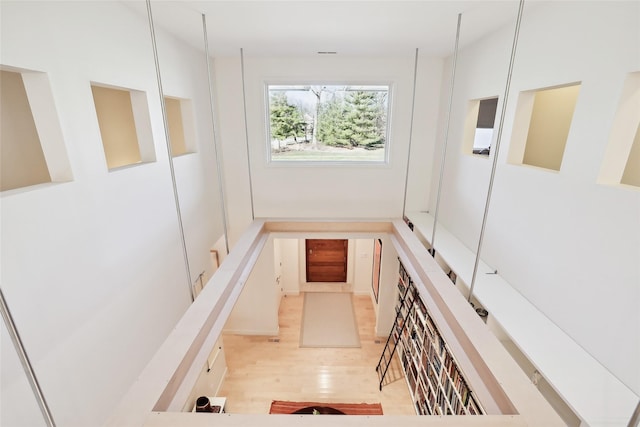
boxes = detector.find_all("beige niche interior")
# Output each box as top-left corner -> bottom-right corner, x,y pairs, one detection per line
598,71 -> 640,189
1,67 -> 72,192
508,83 -> 581,172
91,83 -> 155,170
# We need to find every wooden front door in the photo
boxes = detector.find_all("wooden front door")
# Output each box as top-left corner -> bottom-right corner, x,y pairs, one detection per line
306,239 -> 348,282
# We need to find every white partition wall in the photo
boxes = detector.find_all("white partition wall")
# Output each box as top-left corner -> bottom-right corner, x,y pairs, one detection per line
224,236 -> 279,335
414,0 -> 640,422
212,54 -> 443,226
2,1 -> 638,426
0,2 -> 224,426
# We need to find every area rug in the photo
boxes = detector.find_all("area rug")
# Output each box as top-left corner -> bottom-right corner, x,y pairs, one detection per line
269,400 -> 383,415
299,292 -> 360,348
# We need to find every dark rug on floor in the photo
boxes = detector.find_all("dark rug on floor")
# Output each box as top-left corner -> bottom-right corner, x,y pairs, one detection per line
269,400 -> 383,415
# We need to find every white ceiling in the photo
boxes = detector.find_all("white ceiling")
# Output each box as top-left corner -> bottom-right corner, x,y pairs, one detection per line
133,1 -> 525,57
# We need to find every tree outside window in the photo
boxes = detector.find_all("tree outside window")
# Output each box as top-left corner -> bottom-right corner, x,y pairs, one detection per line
268,85 -> 390,162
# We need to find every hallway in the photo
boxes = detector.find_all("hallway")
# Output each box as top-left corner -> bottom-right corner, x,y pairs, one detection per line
218,293 -> 415,415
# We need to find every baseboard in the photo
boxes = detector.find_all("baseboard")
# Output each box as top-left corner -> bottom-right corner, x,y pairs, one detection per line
284,291 -> 300,296
301,282 -> 353,293
223,326 -> 280,336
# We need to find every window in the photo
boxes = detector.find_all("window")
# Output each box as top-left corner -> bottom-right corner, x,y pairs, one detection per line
1,67 -> 71,192
267,84 -> 390,163
599,72 -> 640,189
508,83 -> 581,171
91,83 -> 155,170
463,97 -> 498,156
164,96 -> 195,157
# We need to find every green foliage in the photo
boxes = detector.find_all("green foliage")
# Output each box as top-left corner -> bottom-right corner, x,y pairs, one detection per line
317,97 -> 345,147
342,91 -> 384,148
269,92 -> 305,142
316,90 -> 386,149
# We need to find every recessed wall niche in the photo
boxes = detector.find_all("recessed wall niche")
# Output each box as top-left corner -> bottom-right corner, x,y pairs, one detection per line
598,71 -> 640,189
91,83 -> 155,170
1,67 -> 72,192
508,83 -> 581,171
463,97 -> 498,156
164,96 -> 196,157
621,124 -> 640,187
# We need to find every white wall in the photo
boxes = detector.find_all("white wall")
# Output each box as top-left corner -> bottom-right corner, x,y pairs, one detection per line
0,2 -> 224,426
275,239 -> 301,294
210,57 -> 255,247
426,1 -> 640,396
1,322 -> 48,427
270,238 -> 376,295
224,235 -> 279,335
374,235 -> 401,337
181,337 -> 227,412
155,19 -> 227,284
353,239 -> 375,295
273,237 -> 284,301
404,55 -> 445,214
212,55 -> 443,237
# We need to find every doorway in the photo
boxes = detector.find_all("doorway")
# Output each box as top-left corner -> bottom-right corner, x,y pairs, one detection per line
305,239 -> 348,282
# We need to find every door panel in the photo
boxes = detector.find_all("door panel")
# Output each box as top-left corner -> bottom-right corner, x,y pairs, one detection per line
306,239 -> 347,282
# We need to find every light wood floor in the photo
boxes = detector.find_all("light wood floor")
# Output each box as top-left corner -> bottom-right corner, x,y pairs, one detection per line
218,293 -> 416,415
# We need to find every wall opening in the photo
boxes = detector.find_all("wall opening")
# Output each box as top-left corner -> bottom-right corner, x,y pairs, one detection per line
1,67 -> 71,192
1,69 -> 50,190
463,97 -> 498,156
621,123 -> 640,187
164,96 -> 195,157
91,83 -> 155,170
598,71 -> 640,189
509,83 -> 581,171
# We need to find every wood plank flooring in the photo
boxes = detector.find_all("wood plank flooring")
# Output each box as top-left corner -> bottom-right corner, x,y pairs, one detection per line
218,293 -> 416,415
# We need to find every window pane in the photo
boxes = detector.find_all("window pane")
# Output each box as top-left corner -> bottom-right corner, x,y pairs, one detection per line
268,85 -> 389,163
473,97 -> 498,155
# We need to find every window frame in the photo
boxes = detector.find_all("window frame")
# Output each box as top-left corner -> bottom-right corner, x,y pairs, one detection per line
264,82 -> 393,166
